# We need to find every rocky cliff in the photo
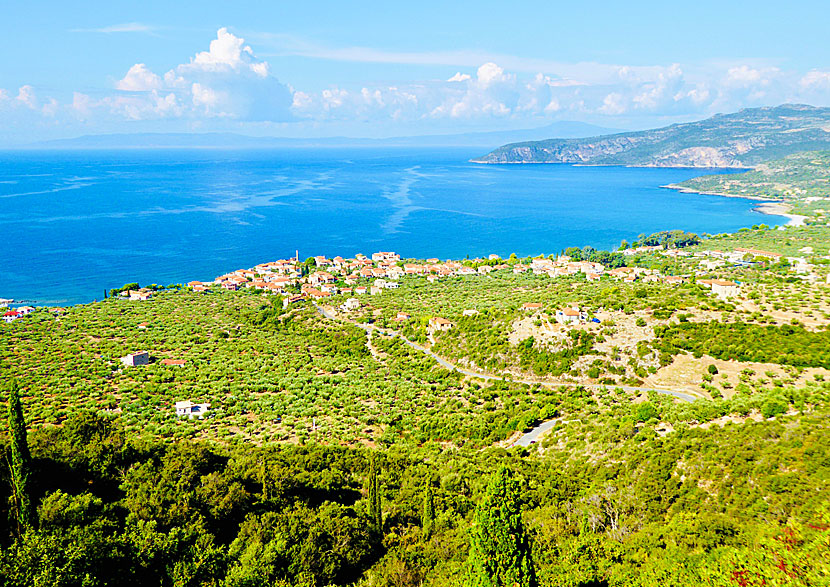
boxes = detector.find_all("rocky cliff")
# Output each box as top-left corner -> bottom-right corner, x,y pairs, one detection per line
473,104 -> 830,167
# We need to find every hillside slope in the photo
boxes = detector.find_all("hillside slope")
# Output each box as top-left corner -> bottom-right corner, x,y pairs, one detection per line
474,104 -> 830,167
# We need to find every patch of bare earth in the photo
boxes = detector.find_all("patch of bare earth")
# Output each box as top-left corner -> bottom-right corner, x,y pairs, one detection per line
737,299 -> 830,330
644,353 -> 830,398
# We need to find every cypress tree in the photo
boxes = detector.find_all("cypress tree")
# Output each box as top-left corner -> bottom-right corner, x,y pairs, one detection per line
422,482 -> 435,540
367,454 -> 382,533
6,378 -> 35,534
466,466 -> 536,587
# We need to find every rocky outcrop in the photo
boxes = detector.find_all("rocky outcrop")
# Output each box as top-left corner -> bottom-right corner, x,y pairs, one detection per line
473,104 -> 830,167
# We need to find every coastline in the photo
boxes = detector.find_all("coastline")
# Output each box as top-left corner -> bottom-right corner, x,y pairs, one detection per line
663,183 -> 807,227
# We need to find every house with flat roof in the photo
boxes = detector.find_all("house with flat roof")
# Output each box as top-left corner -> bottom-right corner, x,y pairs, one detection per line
175,401 -> 210,418
121,351 -> 149,367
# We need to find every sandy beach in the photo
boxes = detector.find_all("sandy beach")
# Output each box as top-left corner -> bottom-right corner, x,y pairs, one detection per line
663,183 -> 806,227
754,201 -> 807,227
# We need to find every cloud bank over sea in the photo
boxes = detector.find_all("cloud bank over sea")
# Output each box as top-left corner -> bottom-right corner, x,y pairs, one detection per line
1,26 -> 830,143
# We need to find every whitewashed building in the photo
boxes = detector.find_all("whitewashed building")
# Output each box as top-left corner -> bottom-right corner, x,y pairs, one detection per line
175,401 -> 210,418
121,351 -> 149,367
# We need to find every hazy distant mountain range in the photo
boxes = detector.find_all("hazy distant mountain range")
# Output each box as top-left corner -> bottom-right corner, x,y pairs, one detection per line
24,121 -> 621,150
473,104 -> 830,167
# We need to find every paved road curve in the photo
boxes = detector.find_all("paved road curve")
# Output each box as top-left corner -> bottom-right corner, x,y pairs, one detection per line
314,303 -> 701,446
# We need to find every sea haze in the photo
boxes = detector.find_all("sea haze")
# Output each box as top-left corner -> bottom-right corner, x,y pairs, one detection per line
1,147 -> 781,305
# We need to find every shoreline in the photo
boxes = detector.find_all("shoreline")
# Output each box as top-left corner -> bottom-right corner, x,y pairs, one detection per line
4,174 -> 811,309
663,183 -> 806,227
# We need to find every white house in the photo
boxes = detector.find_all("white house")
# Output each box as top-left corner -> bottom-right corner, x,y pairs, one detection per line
429,317 -> 454,332
121,351 -> 149,367
175,401 -> 210,418
555,308 -> 583,325
3,310 -> 21,324
341,298 -> 360,312
711,280 -> 740,299
128,290 -> 153,301
372,251 -> 400,262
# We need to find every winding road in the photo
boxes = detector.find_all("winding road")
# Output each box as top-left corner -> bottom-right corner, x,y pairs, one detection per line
314,303 -> 701,447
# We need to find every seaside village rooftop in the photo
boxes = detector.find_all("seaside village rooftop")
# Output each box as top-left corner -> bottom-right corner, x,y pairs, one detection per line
182,249 -> 746,304
76,241 -> 825,423
117,242 -> 830,316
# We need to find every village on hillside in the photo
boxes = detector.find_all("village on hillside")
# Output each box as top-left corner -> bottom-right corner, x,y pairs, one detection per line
170,243 -> 827,316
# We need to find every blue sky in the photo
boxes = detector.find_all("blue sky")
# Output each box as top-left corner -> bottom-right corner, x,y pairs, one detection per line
2,0 -> 829,143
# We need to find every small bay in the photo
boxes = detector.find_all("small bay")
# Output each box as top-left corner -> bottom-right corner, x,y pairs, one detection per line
1,147 -> 781,305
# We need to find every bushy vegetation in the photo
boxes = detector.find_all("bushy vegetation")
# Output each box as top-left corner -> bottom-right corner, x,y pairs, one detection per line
3,218 -> 830,585
676,150 -> 830,221
655,321 -> 830,368
1,379 -> 828,586
517,330 -> 596,376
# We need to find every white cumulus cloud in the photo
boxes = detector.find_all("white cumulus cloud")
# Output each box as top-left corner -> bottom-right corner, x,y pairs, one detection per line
186,27 -> 270,78
16,85 -> 38,109
447,72 -> 471,82
109,28 -> 292,121
116,64 -> 162,91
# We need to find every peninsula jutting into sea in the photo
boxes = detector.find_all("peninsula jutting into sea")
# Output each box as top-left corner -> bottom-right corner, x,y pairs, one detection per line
3,4 -> 830,583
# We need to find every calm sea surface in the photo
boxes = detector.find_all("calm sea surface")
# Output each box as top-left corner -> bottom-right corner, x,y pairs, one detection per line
1,147 -> 780,305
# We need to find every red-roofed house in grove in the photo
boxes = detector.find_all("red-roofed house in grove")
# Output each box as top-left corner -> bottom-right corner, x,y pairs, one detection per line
429,317 -> 454,332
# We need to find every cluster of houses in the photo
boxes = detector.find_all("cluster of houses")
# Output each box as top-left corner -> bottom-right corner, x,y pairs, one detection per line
170,247 -> 776,315
188,250 -> 711,311
184,251 -> 521,308
523,256 -> 684,285
3,305 -> 34,323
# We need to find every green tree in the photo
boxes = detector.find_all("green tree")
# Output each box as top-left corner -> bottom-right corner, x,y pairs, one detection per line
466,466 -> 536,587
422,482 -> 435,540
368,455 -> 382,533
6,378 -> 36,534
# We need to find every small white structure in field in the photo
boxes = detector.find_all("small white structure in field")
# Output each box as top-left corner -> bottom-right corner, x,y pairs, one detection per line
429,317 -> 454,332
127,290 -> 153,301
121,351 -> 149,367
707,279 -> 740,299
342,297 -> 360,312
175,401 -> 210,418
3,310 -> 22,323
555,308 -> 583,325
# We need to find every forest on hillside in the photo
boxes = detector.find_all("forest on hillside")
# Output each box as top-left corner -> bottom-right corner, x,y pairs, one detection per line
2,375 -> 828,586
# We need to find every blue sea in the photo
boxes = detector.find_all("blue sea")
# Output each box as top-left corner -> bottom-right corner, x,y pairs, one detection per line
1,147 -> 780,306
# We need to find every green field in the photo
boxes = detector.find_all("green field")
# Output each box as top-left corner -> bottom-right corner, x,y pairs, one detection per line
3,221 -> 830,585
